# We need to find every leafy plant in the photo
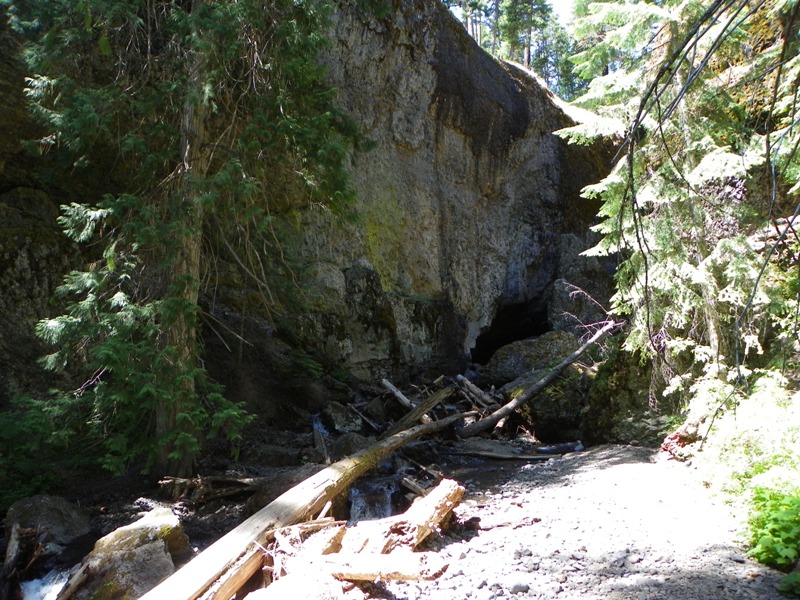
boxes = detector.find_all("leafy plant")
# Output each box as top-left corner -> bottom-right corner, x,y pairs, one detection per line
748,487 -> 800,597
778,572 -> 800,597
0,397 -> 80,511
558,0 -> 800,420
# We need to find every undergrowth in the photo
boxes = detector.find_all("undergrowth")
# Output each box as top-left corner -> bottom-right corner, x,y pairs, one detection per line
748,488 -> 800,597
692,371 -> 800,596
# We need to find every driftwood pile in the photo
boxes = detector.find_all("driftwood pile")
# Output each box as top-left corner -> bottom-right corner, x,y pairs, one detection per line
142,417 -> 469,600
143,320 -> 620,599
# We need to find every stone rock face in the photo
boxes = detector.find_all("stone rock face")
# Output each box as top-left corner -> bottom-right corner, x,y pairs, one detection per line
501,363 -> 590,443
0,187 -> 76,405
0,24 -> 78,407
581,349 -> 672,446
63,506 -> 191,600
269,1 -> 613,381
0,2 -> 614,409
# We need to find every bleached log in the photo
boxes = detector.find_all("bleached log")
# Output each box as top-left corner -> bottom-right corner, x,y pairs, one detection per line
295,551 -> 448,581
455,374 -> 497,409
381,378 -> 414,409
458,321 -> 620,438
141,412 -> 472,600
339,478 -> 464,554
243,553 -> 448,600
380,387 -> 454,439
443,449 -> 555,460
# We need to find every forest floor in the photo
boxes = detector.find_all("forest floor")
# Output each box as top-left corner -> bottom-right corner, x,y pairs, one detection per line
370,444 -> 787,600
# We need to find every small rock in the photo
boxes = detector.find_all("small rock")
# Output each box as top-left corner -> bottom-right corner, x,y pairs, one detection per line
524,559 -> 540,572
509,581 -> 530,594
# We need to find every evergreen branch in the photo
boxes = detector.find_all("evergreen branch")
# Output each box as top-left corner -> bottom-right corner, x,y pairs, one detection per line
658,0 -> 764,125
766,0 -> 800,220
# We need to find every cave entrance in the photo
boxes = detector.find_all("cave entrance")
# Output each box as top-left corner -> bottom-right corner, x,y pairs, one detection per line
471,300 -> 550,364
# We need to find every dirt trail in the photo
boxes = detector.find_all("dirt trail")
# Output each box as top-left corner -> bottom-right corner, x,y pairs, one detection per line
382,444 -> 786,600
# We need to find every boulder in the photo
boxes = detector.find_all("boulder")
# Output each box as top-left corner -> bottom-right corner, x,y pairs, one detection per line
483,331 -> 579,386
322,401 -> 363,434
61,506 -> 191,600
4,495 -> 91,549
2,495 -> 93,598
501,363 -> 589,442
581,348 -> 674,446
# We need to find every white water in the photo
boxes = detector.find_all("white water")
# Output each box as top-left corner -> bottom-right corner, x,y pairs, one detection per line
20,569 -> 69,600
348,480 -> 395,523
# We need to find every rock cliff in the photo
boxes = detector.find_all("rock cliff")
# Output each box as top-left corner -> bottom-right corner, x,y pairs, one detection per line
265,0 -> 613,381
0,1 -> 613,409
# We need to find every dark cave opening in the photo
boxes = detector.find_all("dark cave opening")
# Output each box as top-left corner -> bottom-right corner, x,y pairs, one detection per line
471,301 -> 550,364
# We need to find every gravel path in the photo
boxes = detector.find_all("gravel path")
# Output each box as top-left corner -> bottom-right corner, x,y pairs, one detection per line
383,444 -> 786,600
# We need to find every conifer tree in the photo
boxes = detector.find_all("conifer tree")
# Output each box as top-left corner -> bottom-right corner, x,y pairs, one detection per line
5,0 -> 356,476
562,0 -> 800,411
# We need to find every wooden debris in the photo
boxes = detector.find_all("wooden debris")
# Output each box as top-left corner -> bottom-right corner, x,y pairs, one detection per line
55,563 -> 90,600
250,478 -> 462,599
348,403 -> 381,432
455,374 -> 499,410
338,478 -> 464,554
381,387 -> 454,439
292,551 -> 448,581
458,321 -> 621,438
160,470 -> 323,505
381,378 -> 414,410
141,412 -> 472,600
401,476 -> 429,497
314,425 -> 331,465
443,449 -> 555,460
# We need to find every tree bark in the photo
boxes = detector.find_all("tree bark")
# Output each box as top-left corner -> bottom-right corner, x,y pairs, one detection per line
380,387 -> 454,439
156,0 -> 211,477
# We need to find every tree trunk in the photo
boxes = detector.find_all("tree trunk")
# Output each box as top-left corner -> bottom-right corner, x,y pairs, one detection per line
156,0 -> 211,477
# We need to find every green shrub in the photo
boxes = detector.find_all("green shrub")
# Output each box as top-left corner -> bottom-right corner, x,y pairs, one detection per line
0,396 -> 84,511
778,572 -> 800,598
747,487 -> 800,597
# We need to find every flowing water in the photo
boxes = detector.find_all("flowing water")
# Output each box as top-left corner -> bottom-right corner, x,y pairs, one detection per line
20,568 -> 70,600
348,477 -> 400,523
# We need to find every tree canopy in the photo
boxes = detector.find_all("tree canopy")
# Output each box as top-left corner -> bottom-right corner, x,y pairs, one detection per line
562,0 -> 800,409
444,0 -> 587,99
3,0 -> 358,477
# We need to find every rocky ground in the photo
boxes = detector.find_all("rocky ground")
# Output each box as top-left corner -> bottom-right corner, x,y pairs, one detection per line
10,442 -> 789,600
375,444 -> 786,600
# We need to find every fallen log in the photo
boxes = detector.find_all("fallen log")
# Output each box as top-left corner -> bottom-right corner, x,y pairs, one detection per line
338,478 -> 464,554
458,321 -> 621,438
455,374 -> 498,409
200,519 -> 342,600
380,387 -> 454,439
244,552 -> 449,600
442,449 -> 556,460
381,378 -> 414,410
141,411 -> 473,600
294,551 -> 448,581
256,479 -> 462,599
